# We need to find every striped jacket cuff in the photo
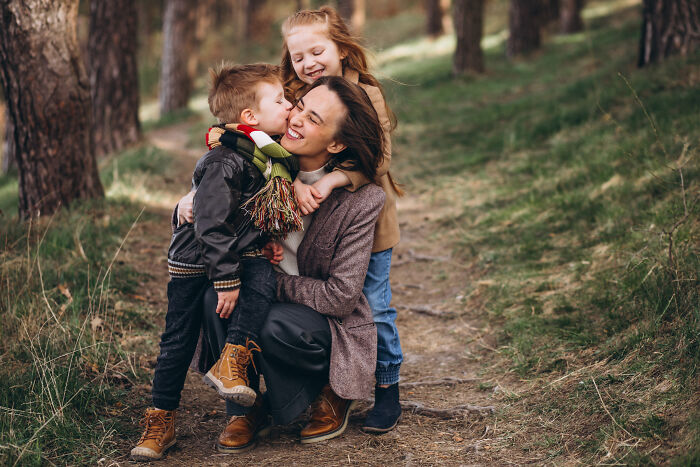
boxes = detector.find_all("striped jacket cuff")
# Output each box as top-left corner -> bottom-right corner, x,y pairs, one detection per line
213,277 -> 241,291
168,259 -> 206,279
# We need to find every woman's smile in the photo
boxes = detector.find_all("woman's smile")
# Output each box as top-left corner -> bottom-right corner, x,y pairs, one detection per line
286,128 -> 304,140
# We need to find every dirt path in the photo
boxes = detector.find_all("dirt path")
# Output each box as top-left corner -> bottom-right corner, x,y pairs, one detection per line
114,125 -> 526,465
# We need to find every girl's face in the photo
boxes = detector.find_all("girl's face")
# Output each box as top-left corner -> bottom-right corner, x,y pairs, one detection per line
280,85 -> 346,164
285,25 -> 345,85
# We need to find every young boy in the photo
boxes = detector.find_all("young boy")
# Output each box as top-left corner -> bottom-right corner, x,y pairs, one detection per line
131,63 -> 294,462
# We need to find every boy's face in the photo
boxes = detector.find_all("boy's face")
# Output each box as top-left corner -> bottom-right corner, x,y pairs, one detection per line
251,81 -> 292,135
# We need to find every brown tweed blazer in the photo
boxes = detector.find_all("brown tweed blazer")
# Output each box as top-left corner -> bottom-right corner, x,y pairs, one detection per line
275,183 -> 385,400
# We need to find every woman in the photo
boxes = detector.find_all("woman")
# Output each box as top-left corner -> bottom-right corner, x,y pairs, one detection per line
189,76 -> 386,452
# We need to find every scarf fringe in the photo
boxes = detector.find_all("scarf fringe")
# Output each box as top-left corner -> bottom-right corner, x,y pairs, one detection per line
243,177 -> 303,238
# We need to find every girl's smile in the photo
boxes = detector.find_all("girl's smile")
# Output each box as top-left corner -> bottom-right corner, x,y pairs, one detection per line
285,25 -> 345,84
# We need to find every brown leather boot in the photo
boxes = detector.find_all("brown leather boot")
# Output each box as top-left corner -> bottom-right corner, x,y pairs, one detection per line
300,384 -> 357,444
130,408 -> 176,461
217,396 -> 271,453
204,339 -> 261,406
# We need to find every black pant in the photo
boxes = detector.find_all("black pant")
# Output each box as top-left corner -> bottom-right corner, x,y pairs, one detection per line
151,257 -> 275,411
203,299 -> 332,424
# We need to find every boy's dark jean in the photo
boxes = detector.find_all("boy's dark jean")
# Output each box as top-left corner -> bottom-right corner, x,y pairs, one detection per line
151,257 -> 275,411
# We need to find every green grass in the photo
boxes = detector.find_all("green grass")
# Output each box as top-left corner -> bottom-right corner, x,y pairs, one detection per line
386,4 -> 699,463
0,145 -> 166,465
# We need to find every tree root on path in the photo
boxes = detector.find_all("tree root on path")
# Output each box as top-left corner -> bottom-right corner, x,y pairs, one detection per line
403,304 -> 455,318
401,377 -> 478,388
357,399 -> 495,419
392,249 -> 451,266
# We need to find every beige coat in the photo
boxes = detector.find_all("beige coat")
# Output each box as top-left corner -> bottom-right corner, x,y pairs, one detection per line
336,69 -> 400,253
275,183 -> 385,400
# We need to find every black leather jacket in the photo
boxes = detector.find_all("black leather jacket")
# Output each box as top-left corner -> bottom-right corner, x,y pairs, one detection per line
167,136 -> 265,291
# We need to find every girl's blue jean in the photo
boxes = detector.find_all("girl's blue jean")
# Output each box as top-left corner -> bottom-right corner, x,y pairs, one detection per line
364,248 -> 402,385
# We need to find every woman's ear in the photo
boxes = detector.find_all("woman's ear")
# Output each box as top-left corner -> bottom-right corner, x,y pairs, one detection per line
240,108 -> 258,126
326,140 -> 347,154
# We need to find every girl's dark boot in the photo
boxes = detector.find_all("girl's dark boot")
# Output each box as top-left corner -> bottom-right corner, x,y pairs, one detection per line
361,383 -> 401,433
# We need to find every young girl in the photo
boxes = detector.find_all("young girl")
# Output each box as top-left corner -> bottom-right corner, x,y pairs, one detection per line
281,6 -> 403,434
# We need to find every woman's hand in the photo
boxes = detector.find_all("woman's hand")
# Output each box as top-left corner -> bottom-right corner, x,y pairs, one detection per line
262,241 -> 284,265
177,191 -> 195,225
293,178 -> 322,215
216,289 -> 239,319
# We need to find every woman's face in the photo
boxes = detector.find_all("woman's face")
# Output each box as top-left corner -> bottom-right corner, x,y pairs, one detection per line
280,85 -> 346,164
285,25 -> 345,85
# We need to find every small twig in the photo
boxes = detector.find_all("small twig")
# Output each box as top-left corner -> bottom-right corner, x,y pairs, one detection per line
401,377 -> 478,388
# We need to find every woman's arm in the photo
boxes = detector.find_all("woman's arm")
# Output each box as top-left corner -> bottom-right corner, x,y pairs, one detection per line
276,187 -> 385,318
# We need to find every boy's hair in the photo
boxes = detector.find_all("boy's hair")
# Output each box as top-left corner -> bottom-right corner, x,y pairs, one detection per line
280,6 -> 396,131
208,63 -> 282,123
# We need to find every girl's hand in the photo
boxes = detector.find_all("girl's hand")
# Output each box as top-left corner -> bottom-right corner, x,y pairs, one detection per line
293,178 -> 322,215
206,126 -> 225,149
262,241 -> 284,265
312,171 -> 351,204
177,191 -> 195,225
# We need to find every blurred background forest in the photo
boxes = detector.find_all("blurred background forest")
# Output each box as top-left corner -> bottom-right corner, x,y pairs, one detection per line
0,0 -> 698,465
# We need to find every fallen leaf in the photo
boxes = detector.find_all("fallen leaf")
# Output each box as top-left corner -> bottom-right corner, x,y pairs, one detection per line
58,284 -> 73,302
91,317 -> 104,332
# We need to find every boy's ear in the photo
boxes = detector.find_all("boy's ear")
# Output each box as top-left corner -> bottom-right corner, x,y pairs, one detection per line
326,140 -> 346,155
240,108 -> 258,126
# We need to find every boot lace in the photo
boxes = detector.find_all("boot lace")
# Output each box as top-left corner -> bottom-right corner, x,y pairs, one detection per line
222,339 -> 261,383
310,393 -> 338,423
138,411 -> 170,443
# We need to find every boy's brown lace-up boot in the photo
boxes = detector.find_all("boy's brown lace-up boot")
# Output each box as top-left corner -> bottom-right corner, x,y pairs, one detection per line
217,395 -> 271,453
300,384 -> 357,444
130,408 -> 176,461
203,338 -> 261,406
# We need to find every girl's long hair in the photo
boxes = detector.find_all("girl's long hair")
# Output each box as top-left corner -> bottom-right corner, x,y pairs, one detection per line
307,77 -> 383,184
281,6 -> 396,131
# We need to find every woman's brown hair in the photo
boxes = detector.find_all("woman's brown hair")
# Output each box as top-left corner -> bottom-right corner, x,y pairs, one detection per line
280,6 -> 396,132
307,76 -> 383,184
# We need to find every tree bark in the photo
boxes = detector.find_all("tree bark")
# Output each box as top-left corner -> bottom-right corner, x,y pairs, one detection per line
538,0 -> 560,28
426,0 -> 445,36
88,0 -> 141,157
2,107 -> 16,174
507,0 -> 541,57
0,0 -> 103,219
559,0 -> 584,33
453,0 -> 485,74
160,0 -> 198,115
638,0 -> 700,67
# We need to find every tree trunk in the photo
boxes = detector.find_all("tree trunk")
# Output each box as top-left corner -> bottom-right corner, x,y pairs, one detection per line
453,0 -> 485,74
88,0 -> 141,157
560,0 -> 584,33
2,107 -> 16,174
337,0 -> 365,34
507,0 -> 541,57
426,0 -> 445,36
539,0 -> 560,28
0,0 -> 103,219
441,0 -> 453,34
160,0 -> 198,115
638,0 -> 700,67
